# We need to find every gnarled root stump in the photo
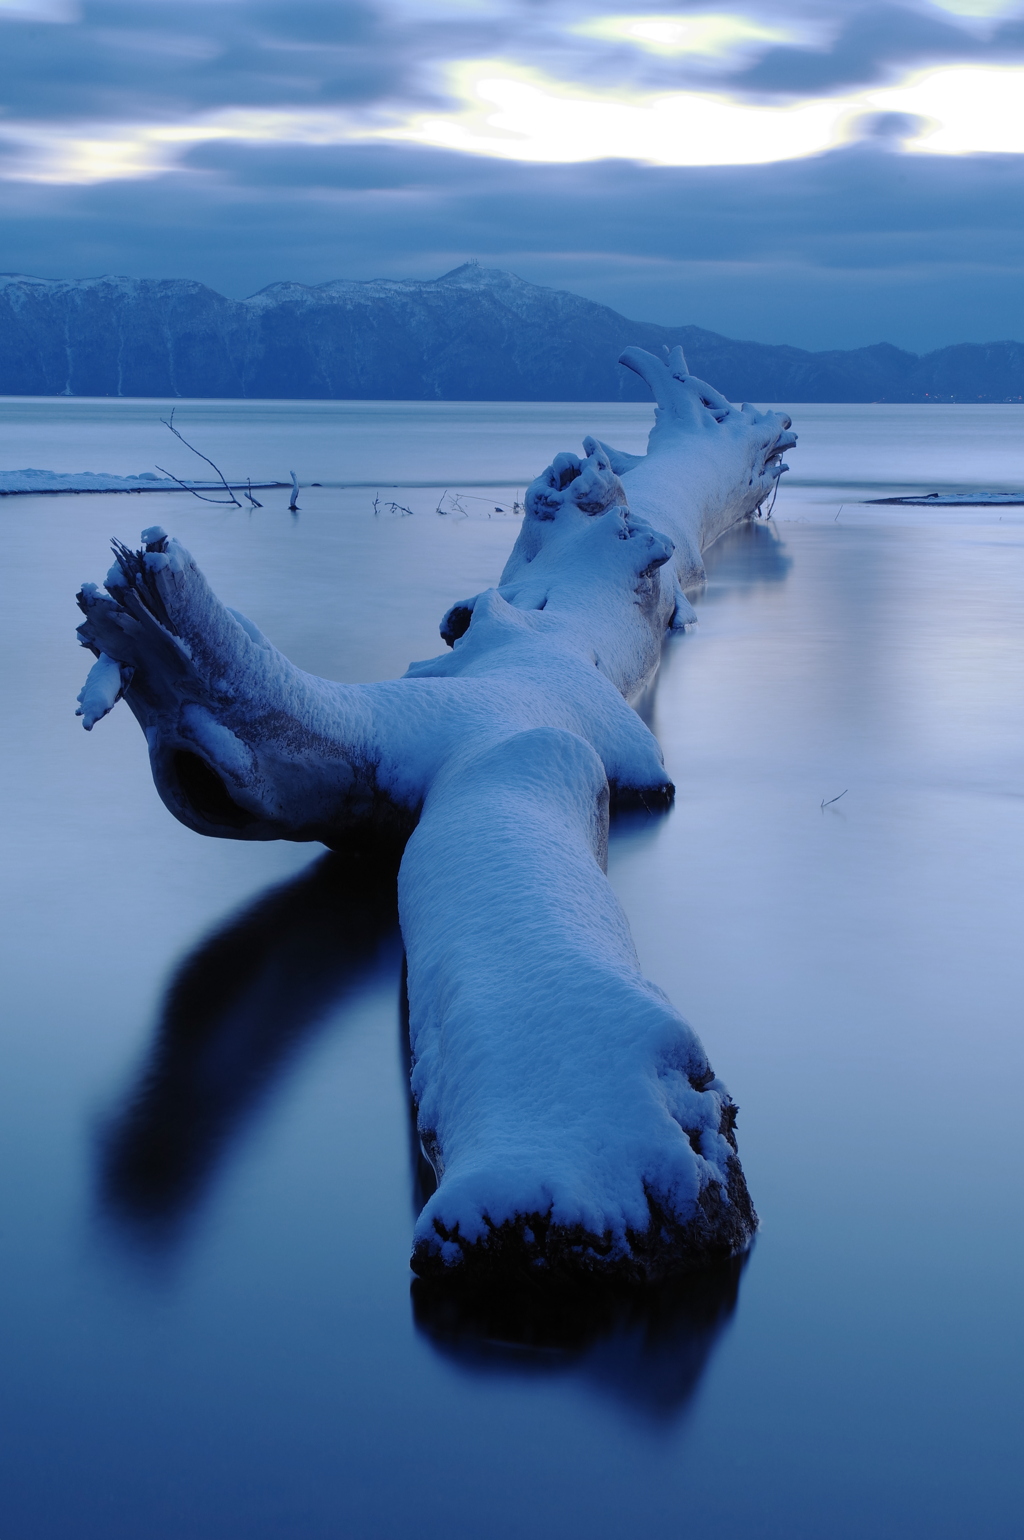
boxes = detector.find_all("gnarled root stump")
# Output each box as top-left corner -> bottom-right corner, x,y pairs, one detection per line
75,348 -> 795,1285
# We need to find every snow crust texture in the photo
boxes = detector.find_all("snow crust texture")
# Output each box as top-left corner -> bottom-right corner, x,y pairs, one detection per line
0,469 -> 176,495
403,727 -> 754,1284
75,350 -> 795,1286
0,470 -> 283,496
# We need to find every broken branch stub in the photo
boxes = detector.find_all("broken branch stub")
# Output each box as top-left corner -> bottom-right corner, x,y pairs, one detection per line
74,351 -> 796,1286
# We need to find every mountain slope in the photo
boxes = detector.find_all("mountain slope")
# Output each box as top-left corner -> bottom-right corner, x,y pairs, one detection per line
0,265 -> 1020,403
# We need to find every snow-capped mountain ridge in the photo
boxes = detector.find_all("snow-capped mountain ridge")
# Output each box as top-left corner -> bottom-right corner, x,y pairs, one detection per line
0,268 -> 1020,402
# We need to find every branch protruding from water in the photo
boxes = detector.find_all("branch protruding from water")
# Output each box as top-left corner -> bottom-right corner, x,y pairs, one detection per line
157,410 -> 242,507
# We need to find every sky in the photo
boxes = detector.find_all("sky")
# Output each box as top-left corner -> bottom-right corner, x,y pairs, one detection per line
1,0 -> 1023,351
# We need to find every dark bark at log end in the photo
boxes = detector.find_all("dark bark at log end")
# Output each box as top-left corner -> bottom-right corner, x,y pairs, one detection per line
441,604 -> 473,647
608,778 -> 675,813
411,1159 -> 756,1289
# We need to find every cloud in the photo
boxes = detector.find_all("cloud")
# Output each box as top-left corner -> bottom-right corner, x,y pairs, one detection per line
0,0 -> 78,19
4,55 -> 1022,182
571,12 -> 798,59
878,63 -> 1024,150
371,57 -> 1024,165
929,0 -> 1023,15
0,1 -> 1021,348
377,60 -> 855,166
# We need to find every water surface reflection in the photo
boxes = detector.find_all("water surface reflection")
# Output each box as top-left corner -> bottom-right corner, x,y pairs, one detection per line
702,516 -> 793,592
98,844 -> 403,1248
413,1258 -> 745,1422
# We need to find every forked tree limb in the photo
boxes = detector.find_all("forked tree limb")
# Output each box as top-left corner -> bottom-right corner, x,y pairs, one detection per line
158,409 -> 242,506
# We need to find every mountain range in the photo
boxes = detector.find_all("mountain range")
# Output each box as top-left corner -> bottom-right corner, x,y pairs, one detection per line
1,264 -> 1021,404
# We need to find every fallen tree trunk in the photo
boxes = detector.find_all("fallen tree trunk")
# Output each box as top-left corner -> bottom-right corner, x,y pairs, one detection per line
75,347 -> 795,1285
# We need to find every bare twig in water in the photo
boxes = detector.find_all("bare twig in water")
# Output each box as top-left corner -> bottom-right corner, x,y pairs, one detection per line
757,470 -> 781,521
437,489 -> 523,519
373,493 -> 414,517
289,471 -> 300,513
835,504 -> 844,523
821,789 -> 848,810
245,479 -> 263,509
435,493 -> 473,518
154,465 -> 239,504
437,490 -> 467,517
157,409 -> 241,506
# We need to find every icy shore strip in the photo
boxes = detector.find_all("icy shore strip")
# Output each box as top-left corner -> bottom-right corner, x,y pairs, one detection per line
0,469 -> 287,496
74,347 -> 795,1285
866,491 -> 1024,506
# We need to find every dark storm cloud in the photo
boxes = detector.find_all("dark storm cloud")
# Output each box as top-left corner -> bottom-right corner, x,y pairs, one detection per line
528,2 -> 1024,96
3,1 -> 1020,121
736,5 -> 1018,94
1,136 -> 1021,352
0,1 -> 402,116
171,131 -> 1023,275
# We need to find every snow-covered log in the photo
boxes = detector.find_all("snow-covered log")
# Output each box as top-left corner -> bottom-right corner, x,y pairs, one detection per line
75,350 -> 795,1285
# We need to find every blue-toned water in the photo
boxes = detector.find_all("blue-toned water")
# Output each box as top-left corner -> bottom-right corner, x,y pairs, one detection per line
1,400 -> 1022,1538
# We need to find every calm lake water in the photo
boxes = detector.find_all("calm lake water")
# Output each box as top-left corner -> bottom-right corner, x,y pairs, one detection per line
1,400 -> 1023,1539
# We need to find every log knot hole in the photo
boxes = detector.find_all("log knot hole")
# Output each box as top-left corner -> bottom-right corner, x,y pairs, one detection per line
173,750 -> 252,829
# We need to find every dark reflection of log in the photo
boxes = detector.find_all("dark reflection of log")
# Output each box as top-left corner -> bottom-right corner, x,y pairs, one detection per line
630,520 -> 790,743
702,516 -> 792,591
98,843 -> 403,1246
412,1254 -> 747,1421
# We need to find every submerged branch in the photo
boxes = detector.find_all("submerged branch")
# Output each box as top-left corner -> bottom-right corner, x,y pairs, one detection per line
158,409 -> 242,507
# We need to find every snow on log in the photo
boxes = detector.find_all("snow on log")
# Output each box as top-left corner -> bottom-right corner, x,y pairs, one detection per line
74,350 -> 795,1285
402,726 -> 753,1283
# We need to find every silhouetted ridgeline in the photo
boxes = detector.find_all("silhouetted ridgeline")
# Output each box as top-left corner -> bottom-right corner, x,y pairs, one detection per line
1,264 -> 1021,403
